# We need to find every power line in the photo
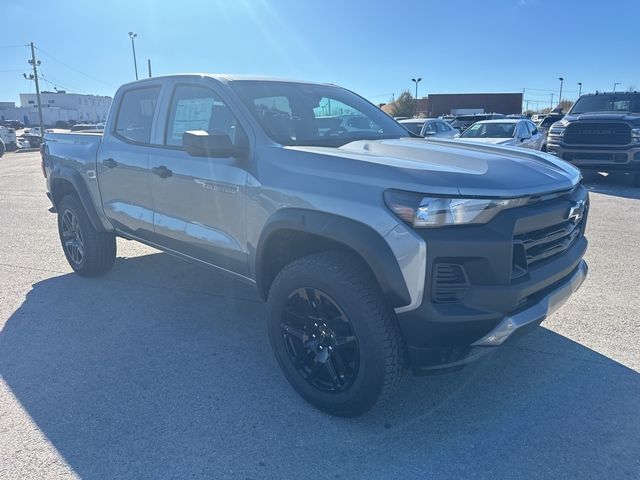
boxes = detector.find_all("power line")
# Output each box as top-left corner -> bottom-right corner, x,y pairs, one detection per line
34,46 -> 117,88
38,69 -> 81,93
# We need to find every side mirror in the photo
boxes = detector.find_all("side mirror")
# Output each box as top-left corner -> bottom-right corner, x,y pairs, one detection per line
454,133 -> 460,138
183,130 -> 234,157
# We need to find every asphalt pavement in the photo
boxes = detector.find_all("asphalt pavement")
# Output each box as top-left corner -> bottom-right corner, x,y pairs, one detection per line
0,152 -> 638,479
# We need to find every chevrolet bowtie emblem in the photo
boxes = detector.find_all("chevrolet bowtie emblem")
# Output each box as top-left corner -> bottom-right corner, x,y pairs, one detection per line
567,200 -> 585,223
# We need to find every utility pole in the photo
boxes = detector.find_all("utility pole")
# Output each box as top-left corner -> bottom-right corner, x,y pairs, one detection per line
613,82 -> 621,92
577,82 -> 582,97
550,93 -> 554,110
411,77 -> 422,117
147,59 -> 152,78
128,32 -> 139,80
24,42 -> 44,139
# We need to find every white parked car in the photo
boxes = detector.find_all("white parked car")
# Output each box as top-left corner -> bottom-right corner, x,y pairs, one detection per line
398,118 -> 459,138
456,119 -> 545,150
24,126 -> 42,135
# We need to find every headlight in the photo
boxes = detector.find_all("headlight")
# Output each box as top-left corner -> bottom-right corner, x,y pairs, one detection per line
384,190 -> 528,227
632,128 -> 640,142
548,126 -> 565,136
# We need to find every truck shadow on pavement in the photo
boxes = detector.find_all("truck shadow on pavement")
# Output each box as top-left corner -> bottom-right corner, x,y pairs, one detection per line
1,252 -> 638,479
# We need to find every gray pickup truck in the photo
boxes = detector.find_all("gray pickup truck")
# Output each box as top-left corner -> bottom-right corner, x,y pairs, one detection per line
43,74 -> 589,416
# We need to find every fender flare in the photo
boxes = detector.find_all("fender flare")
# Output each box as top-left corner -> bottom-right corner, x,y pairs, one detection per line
255,208 -> 411,308
49,166 -> 111,232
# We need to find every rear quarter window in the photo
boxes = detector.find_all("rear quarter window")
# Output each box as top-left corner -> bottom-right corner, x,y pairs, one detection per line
114,86 -> 160,144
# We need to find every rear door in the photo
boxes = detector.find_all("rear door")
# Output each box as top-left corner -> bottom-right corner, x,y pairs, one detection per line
98,84 -> 161,239
147,79 -> 250,276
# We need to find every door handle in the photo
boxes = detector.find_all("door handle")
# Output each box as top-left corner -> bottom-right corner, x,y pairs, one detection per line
151,165 -> 173,178
102,158 -> 117,168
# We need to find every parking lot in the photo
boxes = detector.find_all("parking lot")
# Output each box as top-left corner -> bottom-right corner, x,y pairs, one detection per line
0,151 -> 638,479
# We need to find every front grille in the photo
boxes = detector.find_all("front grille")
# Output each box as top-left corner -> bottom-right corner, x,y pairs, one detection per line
564,122 -> 631,145
563,152 -> 628,163
513,218 -> 583,269
432,263 -> 469,303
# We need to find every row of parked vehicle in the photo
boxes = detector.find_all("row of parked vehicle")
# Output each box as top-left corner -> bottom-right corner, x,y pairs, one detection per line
0,122 -> 105,157
395,90 -> 640,184
398,114 -> 548,152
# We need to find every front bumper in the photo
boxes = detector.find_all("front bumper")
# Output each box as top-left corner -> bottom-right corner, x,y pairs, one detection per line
396,186 -> 589,374
472,259 -> 587,346
546,142 -> 640,171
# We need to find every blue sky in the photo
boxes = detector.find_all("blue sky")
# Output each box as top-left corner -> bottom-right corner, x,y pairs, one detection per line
1,0 -> 638,108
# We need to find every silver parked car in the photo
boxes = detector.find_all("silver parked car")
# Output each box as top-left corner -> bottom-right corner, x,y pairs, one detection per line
398,118 -> 458,138
456,119 -> 545,150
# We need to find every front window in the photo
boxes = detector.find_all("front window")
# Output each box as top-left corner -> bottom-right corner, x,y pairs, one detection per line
231,81 -> 408,147
422,122 -> 437,135
460,122 -> 516,138
570,93 -> 640,114
165,85 -> 240,147
435,121 -> 451,133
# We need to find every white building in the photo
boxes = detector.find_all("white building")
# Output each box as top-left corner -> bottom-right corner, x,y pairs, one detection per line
0,91 -> 112,126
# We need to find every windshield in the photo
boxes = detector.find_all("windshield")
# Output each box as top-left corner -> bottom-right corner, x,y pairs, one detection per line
570,93 -> 640,114
460,122 -> 516,138
231,81 -> 408,147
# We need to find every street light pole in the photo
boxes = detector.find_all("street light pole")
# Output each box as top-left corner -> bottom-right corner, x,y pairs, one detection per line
128,32 -> 139,80
613,82 -> 621,92
411,77 -> 422,117
577,82 -> 582,97
558,77 -> 564,107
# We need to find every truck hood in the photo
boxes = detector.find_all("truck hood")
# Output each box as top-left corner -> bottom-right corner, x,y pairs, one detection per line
563,112 -> 640,122
456,137 -> 515,145
288,138 -> 581,197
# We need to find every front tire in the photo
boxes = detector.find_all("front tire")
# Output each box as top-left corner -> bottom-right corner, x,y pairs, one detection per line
57,195 -> 116,276
267,251 -> 405,417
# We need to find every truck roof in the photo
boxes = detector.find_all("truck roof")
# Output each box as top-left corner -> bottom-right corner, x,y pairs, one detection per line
119,73 -> 332,88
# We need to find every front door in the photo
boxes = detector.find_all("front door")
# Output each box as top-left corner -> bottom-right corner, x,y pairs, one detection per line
148,82 -> 249,276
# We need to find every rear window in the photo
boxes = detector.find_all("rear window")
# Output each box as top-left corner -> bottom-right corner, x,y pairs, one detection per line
114,86 -> 160,144
400,122 -> 423,135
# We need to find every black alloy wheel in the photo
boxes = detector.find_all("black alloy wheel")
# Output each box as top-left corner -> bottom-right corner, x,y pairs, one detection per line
281,287 -> 359,393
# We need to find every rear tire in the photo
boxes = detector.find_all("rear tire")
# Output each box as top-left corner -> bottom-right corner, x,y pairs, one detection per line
57,194 -> 116,276
267,251 -> 405,417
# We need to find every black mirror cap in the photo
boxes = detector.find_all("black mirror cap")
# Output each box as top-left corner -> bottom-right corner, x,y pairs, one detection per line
183,130 -> 234,157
